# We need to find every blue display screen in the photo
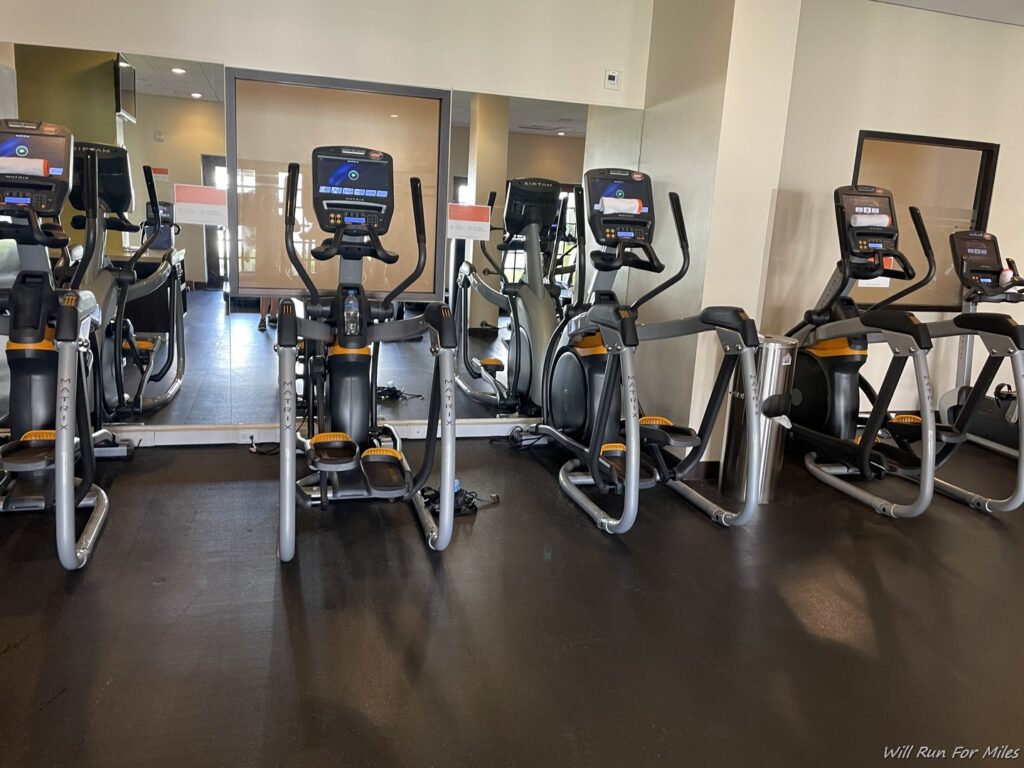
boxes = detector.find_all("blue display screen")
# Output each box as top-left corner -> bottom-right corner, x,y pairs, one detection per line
4,196 -> 31,205
868,242 -> 883,249
316,156 -> 391,201
0,133 -> 69,177
617,231 -> 634,238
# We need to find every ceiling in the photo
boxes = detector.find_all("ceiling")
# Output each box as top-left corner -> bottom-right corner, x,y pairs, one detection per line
124,54 -> 225,102
451,92 -> 588,137
873,0 -> 1024,25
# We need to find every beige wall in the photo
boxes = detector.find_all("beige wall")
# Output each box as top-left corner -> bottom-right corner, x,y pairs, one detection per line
3,0 -> 653,109
506,133 -> 585,183
15,44 -> 116,145
763,0 -> 1024,406
629,0 -> 735,424
235,79 -> 440,296
451,125 -> 586,186
122,93 -> 226,282
582,106 -> 645,173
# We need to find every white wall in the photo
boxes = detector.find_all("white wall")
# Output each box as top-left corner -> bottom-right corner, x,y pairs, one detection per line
763,0 -> 1024,406
3,0 -> 653,109
630,0 -> 735,424
687,0 -> 802,453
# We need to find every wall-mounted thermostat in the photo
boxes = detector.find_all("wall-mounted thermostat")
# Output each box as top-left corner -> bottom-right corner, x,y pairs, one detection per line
604,70 -> 622,90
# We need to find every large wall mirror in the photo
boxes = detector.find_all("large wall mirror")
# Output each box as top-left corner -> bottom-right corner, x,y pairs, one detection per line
852,130 -> 999,311
0,40 -> 645,437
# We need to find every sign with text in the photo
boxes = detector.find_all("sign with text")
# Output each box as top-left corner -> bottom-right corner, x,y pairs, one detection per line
151,167 -> 170,183
447,203 -> 491,241
173,184 -> 227,227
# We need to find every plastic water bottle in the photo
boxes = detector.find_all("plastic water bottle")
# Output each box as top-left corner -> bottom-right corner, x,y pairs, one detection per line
343,293 -> 360,335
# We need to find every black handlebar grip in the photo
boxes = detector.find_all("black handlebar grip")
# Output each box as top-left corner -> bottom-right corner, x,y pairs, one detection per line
909,206 -> 935,271
142,165 -> 160,222
669,192 -> 689,250
573,186 -> 587,251
285,163 -> 300,227
486,190 -> 497,209
84,151 -> 99,218
410,177 -> 427,245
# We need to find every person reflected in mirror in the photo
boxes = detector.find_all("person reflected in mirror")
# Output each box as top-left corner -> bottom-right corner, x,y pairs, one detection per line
258,296 -> 280,332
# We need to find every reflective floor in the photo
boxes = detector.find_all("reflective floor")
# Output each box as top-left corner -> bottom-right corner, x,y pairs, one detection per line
0,441 -> 1022,766
144,290 -> 507,426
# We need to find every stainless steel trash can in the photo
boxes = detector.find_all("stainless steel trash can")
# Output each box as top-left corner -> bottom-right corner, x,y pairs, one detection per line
720,335 -> 799,503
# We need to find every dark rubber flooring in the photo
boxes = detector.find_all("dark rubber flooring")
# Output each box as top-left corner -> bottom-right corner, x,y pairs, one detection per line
0,441 -> 1022,767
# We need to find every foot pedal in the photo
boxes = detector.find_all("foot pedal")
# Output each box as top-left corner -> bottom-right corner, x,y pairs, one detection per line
599,442 -> 659,489
308,432 -> 359,471
475,357 -> 505,375
0,430 -> 75,472
361,447 -> 411,498
628,416 -> 702,449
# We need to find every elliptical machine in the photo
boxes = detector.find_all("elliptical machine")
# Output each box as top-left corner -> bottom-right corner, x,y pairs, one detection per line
790,185 -> 1024,517
527,168 -> 764,534
939,232 -> 1024,457
453,178 -> 564,413
64,143 -> 186,419
276,146 -> 458,562
788,186 -> 939,517
0,119 -> 110,569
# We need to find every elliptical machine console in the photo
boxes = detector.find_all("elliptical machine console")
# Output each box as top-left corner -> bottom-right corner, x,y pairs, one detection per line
585,168 -> 654,246
951,231 -> 1017,296
312,147 -> 394,239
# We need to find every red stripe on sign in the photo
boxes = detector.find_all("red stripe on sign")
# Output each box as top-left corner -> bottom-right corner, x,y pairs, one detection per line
151,167 -> 170,176
448,204 -> 491,223
174,184 -> 227,206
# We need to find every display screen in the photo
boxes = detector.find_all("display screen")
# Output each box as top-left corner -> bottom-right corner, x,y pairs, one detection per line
0,133 -> 70,178
116,57 -> 137,123
958,237 -> 1001,270
316,156 -> 391,200
588,175 -> 650,214
843,194 -> 894,222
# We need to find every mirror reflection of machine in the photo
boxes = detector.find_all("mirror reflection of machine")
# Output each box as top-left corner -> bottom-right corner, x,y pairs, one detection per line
65,142 -> 187,418
453,177 -> 564,414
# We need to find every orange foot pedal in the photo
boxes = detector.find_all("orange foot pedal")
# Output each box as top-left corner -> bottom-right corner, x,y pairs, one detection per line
598,442 -> 659,489
476,357 -> 505,375
308,432 -> 359,472
632,416 -> 702,449
0,430 -> 76,472
360,447 -> 411,499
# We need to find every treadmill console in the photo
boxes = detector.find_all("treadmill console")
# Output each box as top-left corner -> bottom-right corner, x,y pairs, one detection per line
585,168 -> 654,246
835,185 -> 899,279
503,177 -> 561,237
311,146 -> 394,235
951,231 -> 1002,290
69,142 -> 134,214
0,120 -> 73,217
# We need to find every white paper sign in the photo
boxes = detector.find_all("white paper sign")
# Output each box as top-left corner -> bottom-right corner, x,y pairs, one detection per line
447,203 -> 491,241
173,184 -> 227,227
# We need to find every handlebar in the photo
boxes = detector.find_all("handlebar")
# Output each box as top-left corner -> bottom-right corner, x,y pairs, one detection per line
283,162 -> 320,302
70,151 -> 99,289
127,166 -> 162,269
571,185 -> 588,311
381,176 -> 428,310
486,190 -> 497,209
631,191 -> 688,311
866,206 -> 936,312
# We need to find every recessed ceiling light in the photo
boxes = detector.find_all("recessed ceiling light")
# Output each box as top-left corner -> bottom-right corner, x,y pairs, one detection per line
389,114 -> 399,118
191,92 -> 203,99
557,131 -> 566,136
171,67 -> 187,75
